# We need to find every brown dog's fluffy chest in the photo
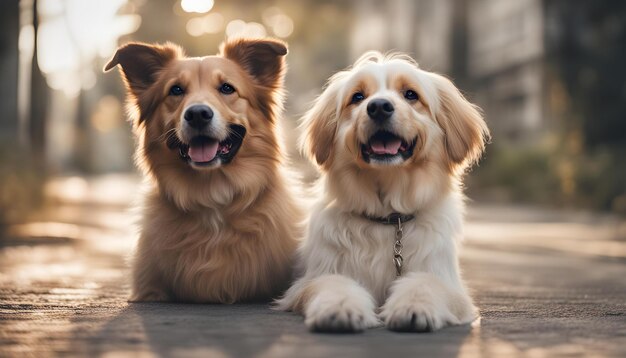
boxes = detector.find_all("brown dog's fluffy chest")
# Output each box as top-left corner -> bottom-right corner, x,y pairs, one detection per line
135,187 -> 299,303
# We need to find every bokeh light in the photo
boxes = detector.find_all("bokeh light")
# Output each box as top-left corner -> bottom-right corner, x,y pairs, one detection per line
202,12 -> 224,34
36,0 -> 140,97
225,20 -> 267,39
270,14 -> 294,38
181,0 -> 214,14
90,96 -> 123,133
186,12 -> 224,37
262,7 -> 294,38
225,19 -> 246,37
186,18 -> 204,37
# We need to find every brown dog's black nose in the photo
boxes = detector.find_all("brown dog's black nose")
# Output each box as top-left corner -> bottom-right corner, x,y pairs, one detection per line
184,105 -> 214,129
367,99 -> 394,123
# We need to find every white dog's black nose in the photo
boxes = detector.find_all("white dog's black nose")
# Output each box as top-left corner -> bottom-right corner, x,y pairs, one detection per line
184,105 -> 214,129
367,99 -> 394,123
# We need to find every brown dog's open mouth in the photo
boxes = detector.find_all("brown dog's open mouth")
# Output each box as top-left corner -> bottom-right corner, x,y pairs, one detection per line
360,130 -> 416,164
168,124 -> 246,167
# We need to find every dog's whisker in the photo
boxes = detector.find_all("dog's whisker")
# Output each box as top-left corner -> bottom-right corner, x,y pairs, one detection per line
156,128 -> 178,143
226,128 -> 244,140
154,128 -> 176,142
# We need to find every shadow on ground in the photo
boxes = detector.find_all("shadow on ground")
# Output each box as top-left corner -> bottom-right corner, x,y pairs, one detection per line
84,303 -> 472,357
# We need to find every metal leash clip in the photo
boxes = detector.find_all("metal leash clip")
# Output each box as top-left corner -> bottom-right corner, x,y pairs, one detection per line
393,216 -> 403,276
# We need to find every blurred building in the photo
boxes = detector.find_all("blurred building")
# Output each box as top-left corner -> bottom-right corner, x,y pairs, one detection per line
467,0 -> 545,144
350,0 -> 555,146
350,0 -> 455,73
15,0 -> 623,173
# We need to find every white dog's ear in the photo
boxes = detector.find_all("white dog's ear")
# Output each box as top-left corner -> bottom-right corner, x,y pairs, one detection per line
300,83 -> 340,169
430,73 -> 490,167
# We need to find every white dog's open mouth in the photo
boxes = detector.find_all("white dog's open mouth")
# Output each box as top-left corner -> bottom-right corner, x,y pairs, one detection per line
168,124 -> 246,167
361,130 -> 416,165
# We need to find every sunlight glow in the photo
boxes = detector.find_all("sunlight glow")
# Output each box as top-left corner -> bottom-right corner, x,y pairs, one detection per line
181,0 -> 214,14
18,24 -> 35,55
36,0 -> 140,97
45,176 -> 89,202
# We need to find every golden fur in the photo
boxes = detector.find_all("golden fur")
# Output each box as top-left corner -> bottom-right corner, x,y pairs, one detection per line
105,38 -> 302,303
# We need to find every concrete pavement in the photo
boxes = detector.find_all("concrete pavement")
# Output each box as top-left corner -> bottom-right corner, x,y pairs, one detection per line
1,175 -> 625,357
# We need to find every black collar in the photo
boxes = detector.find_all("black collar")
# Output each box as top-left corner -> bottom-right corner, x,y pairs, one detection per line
362,212 -> 415,225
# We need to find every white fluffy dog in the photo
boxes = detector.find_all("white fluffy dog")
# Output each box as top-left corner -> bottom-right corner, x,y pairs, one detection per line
277,52 -> 490,332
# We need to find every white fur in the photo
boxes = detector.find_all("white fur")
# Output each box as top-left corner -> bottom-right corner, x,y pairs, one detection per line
277,52 -> 488,333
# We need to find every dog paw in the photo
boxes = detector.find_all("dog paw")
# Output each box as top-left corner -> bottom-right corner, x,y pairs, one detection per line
381,301 -> 458,332
305,296 -> 379,333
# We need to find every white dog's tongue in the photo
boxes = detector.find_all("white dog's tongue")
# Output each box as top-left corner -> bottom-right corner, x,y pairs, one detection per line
370,138 -> 402,155
188,140 -> 219,162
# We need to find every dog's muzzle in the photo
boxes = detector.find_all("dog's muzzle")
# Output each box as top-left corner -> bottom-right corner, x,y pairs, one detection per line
167,124 -> 246,167
360,130 -> 416,165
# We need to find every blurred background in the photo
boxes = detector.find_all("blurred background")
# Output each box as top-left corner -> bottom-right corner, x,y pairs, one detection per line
1,0 -> 626,228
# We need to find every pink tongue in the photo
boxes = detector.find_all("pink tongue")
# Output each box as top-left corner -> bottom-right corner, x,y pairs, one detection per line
188,141 -> 219,162
370,138 -> 402,155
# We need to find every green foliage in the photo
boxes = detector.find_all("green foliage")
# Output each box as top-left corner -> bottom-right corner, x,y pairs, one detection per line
470,144 -> 561,205
572,145 -> 626,213
470,142 -> 626,214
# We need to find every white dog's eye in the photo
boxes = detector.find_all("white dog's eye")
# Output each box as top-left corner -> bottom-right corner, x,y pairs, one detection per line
350,92 -> 365,104
404,90 -> 419,101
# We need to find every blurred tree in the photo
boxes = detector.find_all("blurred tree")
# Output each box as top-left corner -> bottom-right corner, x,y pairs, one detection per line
0,0 -> 46,231
547,1 -> 626,148
545,0 -> 626,211
0,1 -> 19,140
30,0 -> 49,167
0,1 -> 20,229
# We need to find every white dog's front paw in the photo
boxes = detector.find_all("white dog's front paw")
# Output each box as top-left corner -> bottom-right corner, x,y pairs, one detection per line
381,300 -> 458,332
305,295 -> 379,333
381,272 -> 476,332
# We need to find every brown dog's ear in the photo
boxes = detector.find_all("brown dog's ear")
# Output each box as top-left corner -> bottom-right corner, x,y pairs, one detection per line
300,81 -> 341,169
104,42 -> 181,123
104,42 -> 180,93
429,73 -> 490,168
220,38 -> 287,89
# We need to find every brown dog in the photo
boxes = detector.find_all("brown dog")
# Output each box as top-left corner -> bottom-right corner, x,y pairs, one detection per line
105,38 -> 301,303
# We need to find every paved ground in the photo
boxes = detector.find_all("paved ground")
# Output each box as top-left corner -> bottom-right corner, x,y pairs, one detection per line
1,175 -> 625,357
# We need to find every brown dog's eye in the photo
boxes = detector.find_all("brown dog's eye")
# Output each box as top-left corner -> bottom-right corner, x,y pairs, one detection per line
404,90 -> 418,101
169,85 -> 185,96
351,92 -> 365,104
219,83 -> 236,95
